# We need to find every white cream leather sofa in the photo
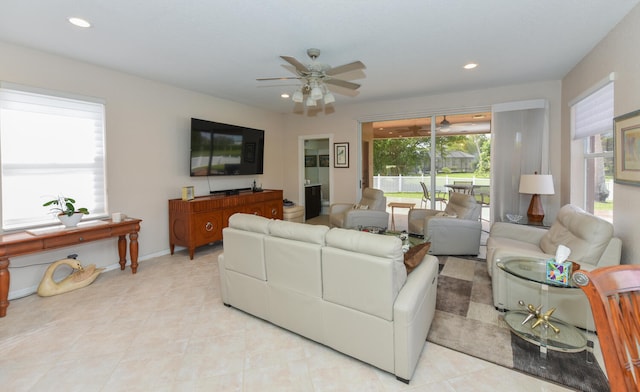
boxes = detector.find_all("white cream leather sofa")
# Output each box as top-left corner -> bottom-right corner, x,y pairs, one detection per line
487,204 -> 622,330
218,213 -> 439,383
408,192 -> 482,255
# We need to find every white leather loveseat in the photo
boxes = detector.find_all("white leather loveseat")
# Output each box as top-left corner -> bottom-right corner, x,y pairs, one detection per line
218,213 -> 439,383
487,204 -> 622,330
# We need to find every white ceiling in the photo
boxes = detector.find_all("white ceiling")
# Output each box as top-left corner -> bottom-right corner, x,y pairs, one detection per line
1,1 -> 638,114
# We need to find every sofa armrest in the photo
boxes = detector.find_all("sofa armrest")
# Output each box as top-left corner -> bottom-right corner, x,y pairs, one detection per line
423,216 -> 476,232
393,255 -> 438,381
407,208 -> 439,221
329,203 -> 354,215
426,218 -> 482,255
489,222 -> 548,245
217,254 -> 229,304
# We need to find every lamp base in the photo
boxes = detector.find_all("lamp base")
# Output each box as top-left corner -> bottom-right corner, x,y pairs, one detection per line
527,194 -> 545,223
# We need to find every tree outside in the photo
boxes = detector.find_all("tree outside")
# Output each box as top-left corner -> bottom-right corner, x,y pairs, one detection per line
373,134 -> 490,176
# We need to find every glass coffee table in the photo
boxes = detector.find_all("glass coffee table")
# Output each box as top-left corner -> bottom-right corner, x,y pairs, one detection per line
497,257 -> 587,354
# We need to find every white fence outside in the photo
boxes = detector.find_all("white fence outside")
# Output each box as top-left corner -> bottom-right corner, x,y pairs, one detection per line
372,175 -> 490,193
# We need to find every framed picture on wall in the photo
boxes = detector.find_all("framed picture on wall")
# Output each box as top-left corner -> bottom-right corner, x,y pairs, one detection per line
614,109 -> 640,186
334,142 -> 349,168
319,154 -> 329,167
305,155 -> 317,167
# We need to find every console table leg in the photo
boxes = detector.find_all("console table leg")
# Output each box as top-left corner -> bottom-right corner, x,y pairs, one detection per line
130,232 -> 139,274
0,257 -> 10,317
118,235 -> 127,271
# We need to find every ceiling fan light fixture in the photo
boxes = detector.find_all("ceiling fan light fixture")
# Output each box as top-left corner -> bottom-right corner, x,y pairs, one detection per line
305,96 -> 317,107
292,90 -> 304,103
323,92 -> 335,104
310,85 -> 323,100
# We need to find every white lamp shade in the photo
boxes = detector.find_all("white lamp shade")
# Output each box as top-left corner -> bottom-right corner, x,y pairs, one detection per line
323,92 -> 335,104
292,90 -> 303,103
519,174 -> 555,195
305,96 -> 317,107
310,86 -> 323,100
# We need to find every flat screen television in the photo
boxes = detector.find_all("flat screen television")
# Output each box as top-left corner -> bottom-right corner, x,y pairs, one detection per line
190,118 -> 264,176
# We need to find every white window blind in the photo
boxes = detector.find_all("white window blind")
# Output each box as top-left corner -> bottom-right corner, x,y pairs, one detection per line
0,84 -> 107,230
573,81 -> 614,140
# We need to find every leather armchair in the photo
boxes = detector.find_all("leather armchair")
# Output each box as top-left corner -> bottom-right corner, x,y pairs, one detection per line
487,204 -> 622,330
329,187 -> 389,229
408,192 -> 481,255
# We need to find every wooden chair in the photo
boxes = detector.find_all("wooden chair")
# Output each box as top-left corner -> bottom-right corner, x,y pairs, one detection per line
573,265 -> 640,392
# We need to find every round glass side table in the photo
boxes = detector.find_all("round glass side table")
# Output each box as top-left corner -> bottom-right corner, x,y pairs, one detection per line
497,257 -> 587,355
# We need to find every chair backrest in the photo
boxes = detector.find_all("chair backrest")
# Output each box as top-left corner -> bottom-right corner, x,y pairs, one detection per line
473,185 -> 490,205
573,265 -> 640,392
420,181 -> 429,199
358,187 -> 386,211
539,204 -> 614,266
420,181 -> 430,206
444,192 -> 480,220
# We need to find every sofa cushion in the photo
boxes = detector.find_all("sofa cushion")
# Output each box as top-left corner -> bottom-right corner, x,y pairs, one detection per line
444,192 -> 479,220
268,219 -> 329,245
359,187 -> 386,211
323,229 -> 407,320
228,213 -> 271,233
539,204 -> 614,265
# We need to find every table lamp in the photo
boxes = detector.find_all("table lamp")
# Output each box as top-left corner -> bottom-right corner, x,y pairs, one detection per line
519,172 -> 554,223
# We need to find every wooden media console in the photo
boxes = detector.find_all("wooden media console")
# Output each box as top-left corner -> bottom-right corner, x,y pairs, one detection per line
168,189 -> 283,259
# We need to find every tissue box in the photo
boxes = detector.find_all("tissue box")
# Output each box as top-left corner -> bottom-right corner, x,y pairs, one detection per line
545,259 -> 573,286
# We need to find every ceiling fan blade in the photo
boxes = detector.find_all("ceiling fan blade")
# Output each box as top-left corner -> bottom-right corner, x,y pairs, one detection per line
256,77 -> 301,81
280,56 -> 309,73
326,61 -> 366,76
325,78 -> 361,90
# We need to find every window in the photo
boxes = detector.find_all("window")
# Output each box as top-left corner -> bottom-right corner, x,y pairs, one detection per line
0,83 -> 107,230
571,79 -> 614,221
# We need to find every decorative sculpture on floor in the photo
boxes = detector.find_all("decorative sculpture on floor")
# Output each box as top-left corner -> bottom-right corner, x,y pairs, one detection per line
37,257 -> 104,297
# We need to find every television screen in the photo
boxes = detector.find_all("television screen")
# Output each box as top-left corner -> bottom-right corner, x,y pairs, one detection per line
190,118 -> 264,176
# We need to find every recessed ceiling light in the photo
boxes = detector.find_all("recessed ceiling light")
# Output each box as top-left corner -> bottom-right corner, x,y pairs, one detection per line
463,63 -> 478,70
281,93 -> 290,99
68,17 -> 91,28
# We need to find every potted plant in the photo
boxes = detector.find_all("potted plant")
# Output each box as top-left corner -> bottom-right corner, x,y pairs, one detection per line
43,196 -> 89,227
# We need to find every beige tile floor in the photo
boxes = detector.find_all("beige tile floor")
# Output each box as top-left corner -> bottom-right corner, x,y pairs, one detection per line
0,245 -> 572,391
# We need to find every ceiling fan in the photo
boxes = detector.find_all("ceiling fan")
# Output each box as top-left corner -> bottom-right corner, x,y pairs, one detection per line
257,48 -> 366,107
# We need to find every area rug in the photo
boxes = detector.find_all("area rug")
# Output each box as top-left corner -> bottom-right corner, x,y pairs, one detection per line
426,256 -> 609,392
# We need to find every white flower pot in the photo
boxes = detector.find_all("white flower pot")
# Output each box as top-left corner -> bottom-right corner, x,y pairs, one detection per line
58,213 -> 83,228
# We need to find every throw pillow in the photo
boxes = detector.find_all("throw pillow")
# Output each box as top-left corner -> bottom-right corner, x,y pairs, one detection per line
404,242 -> 431,274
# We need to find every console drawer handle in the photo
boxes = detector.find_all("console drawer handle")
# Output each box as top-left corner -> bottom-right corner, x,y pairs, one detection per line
205,222 -> 213,232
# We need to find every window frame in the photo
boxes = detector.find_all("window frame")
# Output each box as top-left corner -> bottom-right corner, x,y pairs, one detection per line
0,83 -> 108,231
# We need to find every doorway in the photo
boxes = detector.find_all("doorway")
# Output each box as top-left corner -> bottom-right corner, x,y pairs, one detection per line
299,135 -> 333,217
362,111 -> 492,226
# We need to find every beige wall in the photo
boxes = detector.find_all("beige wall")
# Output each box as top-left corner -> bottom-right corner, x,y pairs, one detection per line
562,4 -> 640,264
0,41 -> 285,297
282,81 -> 562,218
